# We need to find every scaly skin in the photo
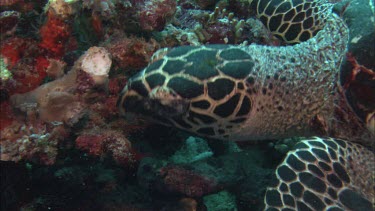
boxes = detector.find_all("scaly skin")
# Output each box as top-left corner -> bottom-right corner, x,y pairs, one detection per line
250,0 -> 334,44
117,1 -> 374,210
264,137 -> 374,210
118,14 -> 373,143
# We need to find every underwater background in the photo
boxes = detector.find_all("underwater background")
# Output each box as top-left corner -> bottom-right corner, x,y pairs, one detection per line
1,0 -> 374,210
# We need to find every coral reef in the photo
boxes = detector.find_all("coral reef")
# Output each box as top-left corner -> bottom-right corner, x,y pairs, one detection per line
0,47 -> 110,165
0,37 -> 46,94
38,12 -> 72,58
0,119 -> 68,165
103,33 -> 160,71
10,46 -> 111,124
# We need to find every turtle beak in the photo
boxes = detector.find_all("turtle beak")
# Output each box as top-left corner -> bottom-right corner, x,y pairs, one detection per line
117,81 -> 190,119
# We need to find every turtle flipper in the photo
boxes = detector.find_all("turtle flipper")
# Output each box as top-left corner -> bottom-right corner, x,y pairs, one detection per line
265,137 -> 374,210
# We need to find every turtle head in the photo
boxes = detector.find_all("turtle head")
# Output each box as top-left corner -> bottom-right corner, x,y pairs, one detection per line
118,45 -> 256,140
118,70 -> 191,123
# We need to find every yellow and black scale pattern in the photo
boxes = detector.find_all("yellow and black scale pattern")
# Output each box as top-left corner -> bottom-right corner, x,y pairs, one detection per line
264,137 -> 374,210
118,0 -> 375,210
119,45 -> 258,138
250,0 -> 333,44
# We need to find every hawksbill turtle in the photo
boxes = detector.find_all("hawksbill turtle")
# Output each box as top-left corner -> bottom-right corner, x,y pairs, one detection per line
117,0 -> 375,210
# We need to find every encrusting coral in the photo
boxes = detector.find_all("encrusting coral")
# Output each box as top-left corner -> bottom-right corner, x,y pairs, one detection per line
2,47 -> 112,164
103,33 -> 160,71
10,46 -> 111,125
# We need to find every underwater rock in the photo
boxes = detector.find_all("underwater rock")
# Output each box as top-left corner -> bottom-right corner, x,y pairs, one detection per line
137,155 -> 220,198
157,165 -> 219,197
203,190 -> 238,211
337,0 -> 375,131
336,0 -> 375,70
137,140 -> 273,204
75,129 -> 136,166
169,136 -> 213,164
137,157 -> 164,190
